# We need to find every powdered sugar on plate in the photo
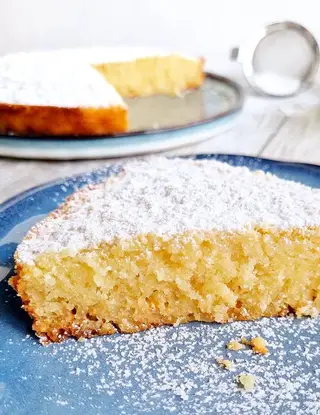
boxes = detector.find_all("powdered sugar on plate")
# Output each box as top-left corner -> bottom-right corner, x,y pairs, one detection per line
2,316 -> 318,415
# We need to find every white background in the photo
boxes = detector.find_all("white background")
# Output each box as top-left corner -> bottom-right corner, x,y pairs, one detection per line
0,0 -> 318,61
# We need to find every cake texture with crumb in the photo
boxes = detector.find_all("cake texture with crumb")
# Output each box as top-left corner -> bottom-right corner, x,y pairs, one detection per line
216,358 -> 233,370
227,340 -> 246,351
0,47 -> 204,136
238,374 -> 256,391
10,156 -> 320,344
249,337 -> 269,355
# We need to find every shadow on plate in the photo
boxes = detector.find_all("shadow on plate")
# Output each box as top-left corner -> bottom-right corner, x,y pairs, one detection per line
0,243 -> 18,267
0,273 -> 35,340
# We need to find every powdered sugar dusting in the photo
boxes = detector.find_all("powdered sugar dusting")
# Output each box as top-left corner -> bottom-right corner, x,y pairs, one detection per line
0,52 -> 125,108
17,156 -> 320,264
0,47 -> 199,108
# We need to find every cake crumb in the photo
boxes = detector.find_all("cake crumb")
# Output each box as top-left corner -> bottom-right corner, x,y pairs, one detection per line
238,373 -> 256,391
241,337 -> 250,345
227,340 -> 246,351
216,358 -> 233,370
239,336 -> 269,354
249,337 -> 269,355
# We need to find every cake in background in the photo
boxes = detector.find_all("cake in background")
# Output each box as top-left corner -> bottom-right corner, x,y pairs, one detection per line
0,47 -> 204,136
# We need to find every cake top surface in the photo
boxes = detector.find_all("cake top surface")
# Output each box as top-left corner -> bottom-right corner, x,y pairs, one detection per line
0,52 -> 125,108
17,156 -> 320,264
0,46 -> 197,107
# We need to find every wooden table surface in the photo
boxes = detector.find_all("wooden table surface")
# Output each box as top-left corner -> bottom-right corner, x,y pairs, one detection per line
1,69 -> 320,204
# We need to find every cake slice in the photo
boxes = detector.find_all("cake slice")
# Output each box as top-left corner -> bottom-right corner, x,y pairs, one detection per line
0,48 -> 204,136
10,157 -> 320,344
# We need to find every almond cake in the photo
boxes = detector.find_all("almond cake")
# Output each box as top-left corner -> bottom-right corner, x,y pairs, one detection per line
0,48 -> 204,136
10,157 -> 320,344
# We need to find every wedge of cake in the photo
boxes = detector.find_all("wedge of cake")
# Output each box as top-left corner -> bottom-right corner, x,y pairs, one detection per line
10,157 -> 320,344
0,47 -> 204,136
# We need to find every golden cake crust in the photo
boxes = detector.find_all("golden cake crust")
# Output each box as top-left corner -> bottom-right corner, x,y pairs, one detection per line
0,103 -> 128,136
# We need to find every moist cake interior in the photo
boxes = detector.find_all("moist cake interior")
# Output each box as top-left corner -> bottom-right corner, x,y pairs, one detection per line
93,54 -> 204,97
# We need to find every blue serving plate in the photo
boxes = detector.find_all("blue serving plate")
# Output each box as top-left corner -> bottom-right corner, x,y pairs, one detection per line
0,155 -> 319,415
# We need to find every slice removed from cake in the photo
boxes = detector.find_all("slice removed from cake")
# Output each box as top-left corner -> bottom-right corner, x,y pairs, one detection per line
10,157 -> 320,344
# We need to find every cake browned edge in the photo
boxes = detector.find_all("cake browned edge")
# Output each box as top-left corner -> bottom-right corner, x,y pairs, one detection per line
0,104 -> 128,136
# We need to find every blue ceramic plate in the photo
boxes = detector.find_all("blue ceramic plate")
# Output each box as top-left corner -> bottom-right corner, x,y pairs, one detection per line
0,155 -> 319,415
0,75 -> 243,160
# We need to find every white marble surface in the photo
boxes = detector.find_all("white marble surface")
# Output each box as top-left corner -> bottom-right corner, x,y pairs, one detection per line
1,64 -> 320,204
